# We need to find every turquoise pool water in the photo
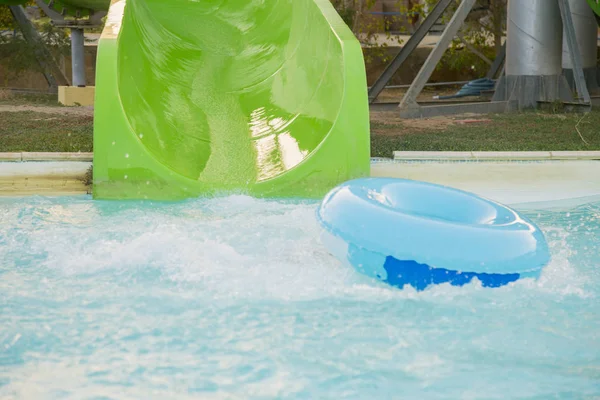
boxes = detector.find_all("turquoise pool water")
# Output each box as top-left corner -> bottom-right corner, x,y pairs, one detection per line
1,195 -> 599,399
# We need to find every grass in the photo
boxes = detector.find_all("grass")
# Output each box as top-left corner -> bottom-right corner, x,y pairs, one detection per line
371,111 -> 600,158
1,95 -> 600,156
0,90 -> 63,107
0,111 -> 93,152
82,166 -> 93,187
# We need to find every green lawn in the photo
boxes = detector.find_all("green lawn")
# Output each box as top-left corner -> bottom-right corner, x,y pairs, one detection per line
0,111 -> 93,152
0,92 -> 63,107
371,111 -> 600,158
1,105 -> 600,156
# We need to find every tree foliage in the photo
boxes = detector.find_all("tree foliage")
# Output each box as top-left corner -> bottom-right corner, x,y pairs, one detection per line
330,0 -> 407,64
0,1 -> 35,30
0,4 -> 70,83
330,0 -> 507,75
0,6 -> 17,30
438,0 -> 507,75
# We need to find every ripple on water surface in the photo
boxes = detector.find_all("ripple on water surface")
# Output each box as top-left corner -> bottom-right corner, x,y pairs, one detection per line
0,195 -> 599,399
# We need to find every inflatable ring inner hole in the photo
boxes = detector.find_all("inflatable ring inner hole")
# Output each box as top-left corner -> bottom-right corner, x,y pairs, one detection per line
354,181 -> 518,226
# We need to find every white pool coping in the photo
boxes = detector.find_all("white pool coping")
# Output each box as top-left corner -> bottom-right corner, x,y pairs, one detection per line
393,151 -> 600,161
0,152 -> 93,162
1,151 -> 598,163
0,161 -> 92,177
372,159 -> 600,207
0,161 -> 91,196
1,155 -> 600,207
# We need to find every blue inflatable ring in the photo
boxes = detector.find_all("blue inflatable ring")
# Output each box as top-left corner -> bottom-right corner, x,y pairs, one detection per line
317,178 -> 550,290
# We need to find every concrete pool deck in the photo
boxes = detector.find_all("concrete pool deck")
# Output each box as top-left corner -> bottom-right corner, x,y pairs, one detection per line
0,160 -> 91,196
372,159 -> 600,207
1,152 -> 600,206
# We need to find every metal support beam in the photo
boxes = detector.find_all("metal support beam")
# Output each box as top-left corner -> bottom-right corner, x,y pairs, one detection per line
399,0 -> 478,113
70,28 -> 86,87
486,43 -> 506,79
35,0 -> 107,26
8,5 -> 70,89
399,101 -> 510,119
367,0 -> 454,104
558,0 -> 591,105
34,0 -> 66,22
89,10 -> 107,26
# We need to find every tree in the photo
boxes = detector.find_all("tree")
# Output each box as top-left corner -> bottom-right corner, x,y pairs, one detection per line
330,0 -> 407,64
0,3 -> 70,85
0,5 -> 17,30
0,1 -> 34,30
438,0 -> 507,75
330,0 -> 507,76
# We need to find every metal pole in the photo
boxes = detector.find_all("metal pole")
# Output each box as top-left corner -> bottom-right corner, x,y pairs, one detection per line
562,0 -> 598,70
558,0 -> 591,104
486,43 -> 506,79
367,0 -> 455,104
399,0 -> 478,111
71,28 -> 86,87
505,0 -> 563,76
8,5 -> 70,88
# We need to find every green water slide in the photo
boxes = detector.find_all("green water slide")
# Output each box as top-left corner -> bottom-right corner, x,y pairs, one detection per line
587,0 -> 600,17
92,0 -> 370,200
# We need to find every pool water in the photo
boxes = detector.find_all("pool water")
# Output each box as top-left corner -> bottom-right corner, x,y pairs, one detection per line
1,195 -> 599,399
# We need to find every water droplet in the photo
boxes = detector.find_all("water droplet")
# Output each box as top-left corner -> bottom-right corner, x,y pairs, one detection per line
139,133 -> 144,139
146,181 -> 150,185
124,175 -> 128,179
111,141 -> 116,146
125,153 -> 129,158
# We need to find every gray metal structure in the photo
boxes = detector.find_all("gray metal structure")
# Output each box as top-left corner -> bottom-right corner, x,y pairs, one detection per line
493,0 -> 590,110
562,0 -> 598,91
558,0 -> 592,104
398,0 -> 487,118
8,5 -> 70,90
70,29 -> 86,87
367,0 -> 455,104
34,0 -> 106,88
370,0 -> 597,118
486,44 -> 506,80
506,0 -> 564,76
370,0 -> 510,117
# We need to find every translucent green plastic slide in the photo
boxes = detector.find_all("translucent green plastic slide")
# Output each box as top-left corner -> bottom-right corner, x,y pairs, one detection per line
586,0 -> 600,17
92,0 -> 371,200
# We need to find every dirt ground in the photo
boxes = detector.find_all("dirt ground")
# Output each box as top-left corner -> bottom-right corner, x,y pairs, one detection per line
0,105 -> 94,117
374,87 -> 465,103
371,111 -> 453,130
0,103 -> 488,136
370,110 -> 492,135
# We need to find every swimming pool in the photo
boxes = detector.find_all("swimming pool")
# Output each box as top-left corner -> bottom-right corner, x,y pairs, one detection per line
1,193 -> 599,398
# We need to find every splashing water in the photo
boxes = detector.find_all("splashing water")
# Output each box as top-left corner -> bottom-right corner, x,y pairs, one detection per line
0,195 -> 599,399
